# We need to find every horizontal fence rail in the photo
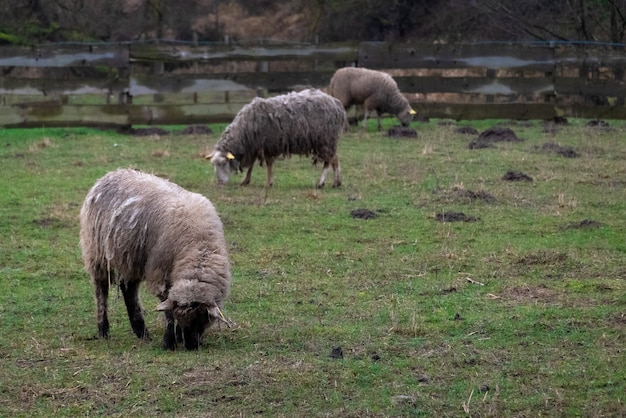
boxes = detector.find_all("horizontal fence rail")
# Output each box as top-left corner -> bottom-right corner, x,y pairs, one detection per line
1,41 -> 625,127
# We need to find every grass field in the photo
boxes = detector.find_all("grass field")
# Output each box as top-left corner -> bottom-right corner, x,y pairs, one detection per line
0,118 -> 624,417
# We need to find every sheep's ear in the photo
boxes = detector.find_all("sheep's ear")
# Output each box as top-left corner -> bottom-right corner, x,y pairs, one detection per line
156,299 -> 174,311
226,152 -> 235,160
205,151 -> 214,160
209,306 -> 233,328
409,108 -> 416,115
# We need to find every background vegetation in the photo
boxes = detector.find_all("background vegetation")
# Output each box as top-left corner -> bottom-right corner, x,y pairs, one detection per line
1,0 -> 625,44
0,118 -> 624,416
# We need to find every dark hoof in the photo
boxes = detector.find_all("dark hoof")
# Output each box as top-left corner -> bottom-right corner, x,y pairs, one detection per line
163,340 -> 177,351
98,323 -> 110,339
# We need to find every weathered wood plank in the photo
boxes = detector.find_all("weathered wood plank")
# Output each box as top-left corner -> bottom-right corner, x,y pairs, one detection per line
555,77 -> 626,97
3,100 -> 625,127
129,42 -> 358,63
127,103 -> 246,124
0,77 -> 127,99
0,102 -> 129,127
0,44 -> 129,67
128,72 -> 335,97
2,41 -> 626,125
358,42 -> 556,71
554,44 -> 626,69
410,101 -> 626,120
396,76 -> 555,96
411,102 -> 558,120
130,91 -> 256,105
0,102 -> 247,127
0,95 -> 52,105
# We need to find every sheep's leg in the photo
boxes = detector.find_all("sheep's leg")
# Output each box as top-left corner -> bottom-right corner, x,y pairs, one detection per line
120,279 -> 150,340
317,154 -> 341,189
241,163 -> 254,186
182,328 -> 200,351
93,266 -> 110,339
361,109 -> 369,130
162,309 -> 177,350
265,158 -> 274,188
175,323 -> 183,344
317,162 -> 328,189
331,154 -> 341,188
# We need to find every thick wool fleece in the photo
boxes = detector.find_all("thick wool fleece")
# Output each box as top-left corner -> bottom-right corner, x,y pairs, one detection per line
80,168 -> 231,349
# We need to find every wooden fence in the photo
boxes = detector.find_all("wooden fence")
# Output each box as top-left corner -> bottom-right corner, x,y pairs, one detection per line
1,41 -> 626,127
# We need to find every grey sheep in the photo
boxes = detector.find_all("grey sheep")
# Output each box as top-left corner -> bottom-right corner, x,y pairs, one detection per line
207,89 -> 346,188
329,67 -> 415,131
79,168 -> 232,350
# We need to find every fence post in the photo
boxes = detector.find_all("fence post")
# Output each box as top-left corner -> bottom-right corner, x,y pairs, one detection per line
546,43 -> 558,119
612,44 -> 625,106
485,69 -> 496,104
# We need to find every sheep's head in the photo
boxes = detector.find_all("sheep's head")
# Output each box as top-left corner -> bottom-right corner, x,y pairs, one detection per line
398,107 -> 417,127
206,150 -> 237,185
157,279 -> 231,349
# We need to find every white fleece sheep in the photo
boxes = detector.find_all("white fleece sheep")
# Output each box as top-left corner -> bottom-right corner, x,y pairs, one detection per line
208,89 -> 346,188
79,168 -> 232,350
329,67 -> 415,130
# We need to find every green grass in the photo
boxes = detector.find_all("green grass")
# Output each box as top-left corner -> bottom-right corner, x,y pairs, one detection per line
0,118 -> 624,417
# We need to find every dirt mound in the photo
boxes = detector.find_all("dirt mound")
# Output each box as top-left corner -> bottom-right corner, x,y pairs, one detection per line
587,119 -> 610,128
542,117 -> 569,134
437,188 -> 496,204
350,209 -> 379,219
387,126 -> 418,138
181,125 -> 214,135
468,139 -> 496,149
478,127 -> 523,142
502,171 -> 533,181
134,127 -> 170,136
116,126 -> 170,136
469,127 -> 523,149
539,142 -> 580,158
435,211 -> 479,222
563,219 -> 603,230
329,346 -> 344,359
452,188 -> 496,203
455,126 -> 479,135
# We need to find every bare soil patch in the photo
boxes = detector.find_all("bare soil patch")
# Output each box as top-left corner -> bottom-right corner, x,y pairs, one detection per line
435,187 -> 497,204
500,285 -> 561,304
516,250 -> 567,266
562,219 -> 603,230
451,188 -> 496,204
435,211 -> 479,222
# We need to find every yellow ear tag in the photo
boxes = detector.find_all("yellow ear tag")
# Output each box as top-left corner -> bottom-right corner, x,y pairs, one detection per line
227,152 -> 235,160
410,108 -> 416,115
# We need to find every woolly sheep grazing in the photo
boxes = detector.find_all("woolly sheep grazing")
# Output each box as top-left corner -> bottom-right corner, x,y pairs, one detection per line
79,168 -> 232,350
329,67 -> 416,131
208,89 -> 346,188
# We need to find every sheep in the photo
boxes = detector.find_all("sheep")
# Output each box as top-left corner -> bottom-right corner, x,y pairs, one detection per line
207,89 -> 346,188
328,67 -> 416,131
79,168 -> 232,350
